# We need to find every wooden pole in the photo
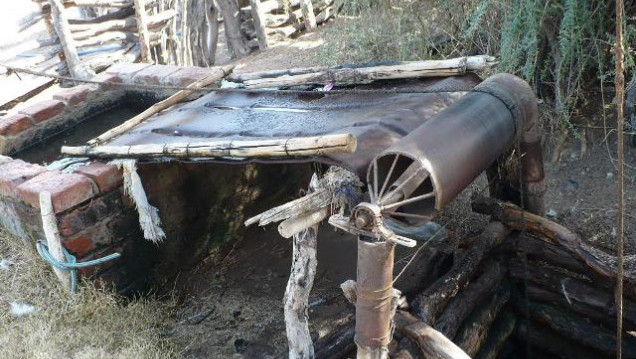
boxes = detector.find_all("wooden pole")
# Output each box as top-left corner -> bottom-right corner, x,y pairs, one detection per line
203,0 -> 219,65
250,0 -> 268,49
48,0 -> 94,80
133,0 -> 152,62
299,0 -> 316,31
40,192 -> 72,290
85,64 -> 233,146
217,0 -> 250,58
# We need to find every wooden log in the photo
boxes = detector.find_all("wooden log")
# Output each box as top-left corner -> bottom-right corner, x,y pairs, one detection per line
314,317 -> 355,359
81,44 -> 140,72
525,301 -> 636,357
474,310 -> 516,359
395,311 -> 471,359
245,189 -> 331,227
203,0 -> 219,66
472,196 -> 636,283
48,0 -> 94,79
299,0 -> 316,31
508,260 -> 636,328
411,222 -> 509,323
70,11 -> 175,37
242,55 -> 497,88
74,31 -> 160,49
278,207 -> 329,238
64,134 -> 357,160
453,285 -> 511,357
68,6 -> 134,24
40,192 -> 72,290
284,225 -> 318,359
85,64 -> 233,146
133,0 -> 152,62
515,320 -> 603,359
217,0 -> 250,58
228,65 -> 327,82
72,0 -> 132,7
266,4 -> 332,38
435,261 -> 506,338
249,0 -> 268,49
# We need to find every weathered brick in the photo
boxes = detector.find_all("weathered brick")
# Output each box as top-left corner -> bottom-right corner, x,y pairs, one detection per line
132,64 -> 181,85
0,160 -> 46,197
105,63 -> 152,83
0,114 -> 32,136
53,85 -> 97,106
91,72 -> 123,84
19,100 -> 65,124
56,190 -> 124,236
62,234 -> 96,257
17,171 -> 95,213
75,162 -> 123,193
163,66 -> 220,87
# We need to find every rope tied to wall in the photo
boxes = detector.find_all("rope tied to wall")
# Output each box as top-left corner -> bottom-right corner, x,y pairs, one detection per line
110,159 -> 166,243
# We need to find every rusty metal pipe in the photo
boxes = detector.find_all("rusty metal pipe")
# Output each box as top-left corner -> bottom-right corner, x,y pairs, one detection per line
355,238 -> 395,358
370,73 -> 543,223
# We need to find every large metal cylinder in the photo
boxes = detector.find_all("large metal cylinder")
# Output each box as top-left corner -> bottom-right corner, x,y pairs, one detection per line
369,74 -> 538,224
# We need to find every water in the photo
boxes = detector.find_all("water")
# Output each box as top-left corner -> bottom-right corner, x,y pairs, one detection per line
15,105 -> 140,165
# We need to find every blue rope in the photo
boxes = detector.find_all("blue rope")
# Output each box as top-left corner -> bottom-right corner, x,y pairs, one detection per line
36,240 -> 121,292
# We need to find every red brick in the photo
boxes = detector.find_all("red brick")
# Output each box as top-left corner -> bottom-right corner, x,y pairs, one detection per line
91,72 -> 123,84
53,85 -> 96,106
75,162 -> 123,193
163,66 -> 221,87
0,114 -> 31,135
0,160 -> 46,197
132,64 -> 181,85
105,63 -> 152,83
17,171 -> 95,213
19,100 -> 65,124
62,235 -> 96,257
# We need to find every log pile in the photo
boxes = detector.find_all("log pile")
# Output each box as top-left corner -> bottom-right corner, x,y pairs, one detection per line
311,196 -> 635,359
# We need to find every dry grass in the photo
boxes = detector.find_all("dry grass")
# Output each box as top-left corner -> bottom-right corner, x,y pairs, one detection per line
0,230 -> 183,359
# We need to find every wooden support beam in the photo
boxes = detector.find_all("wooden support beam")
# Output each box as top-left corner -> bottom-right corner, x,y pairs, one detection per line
132,0 -> 152,62
48,0 -> 94,79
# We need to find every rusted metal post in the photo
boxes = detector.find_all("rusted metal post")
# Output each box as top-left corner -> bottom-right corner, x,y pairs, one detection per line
356,238 -> 395,358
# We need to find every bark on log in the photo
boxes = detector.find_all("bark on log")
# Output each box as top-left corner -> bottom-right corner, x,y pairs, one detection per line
453,285 -> 511,357
249,0 -> 268,49
411,222 -> 509,323
508,260 -> 636,328
284,225 -> 318,359
314,316 -> 355,359
395,311 -> 471,359
515,320 -> 607,359
242,55 -> 496,88
133,0 -> 152,62
217,0 -> 250,58
48,0 -> 94,79
526,301 -> 636,357
474,310 -> 516,359
435,261 -> 506,338
472,196 -> 636,283
299,0 -> 316,31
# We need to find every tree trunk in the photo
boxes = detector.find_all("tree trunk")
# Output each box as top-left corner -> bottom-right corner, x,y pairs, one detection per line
48,0 -> 94,79
217,0 -> 250,58
249,0 -> 268,49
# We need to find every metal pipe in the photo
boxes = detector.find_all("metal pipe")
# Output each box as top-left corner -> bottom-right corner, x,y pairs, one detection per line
356,238 -> 395,358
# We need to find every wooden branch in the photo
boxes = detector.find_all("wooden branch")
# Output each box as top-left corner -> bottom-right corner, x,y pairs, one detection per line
453,285 -> 510,357
70,11 -> 175,37
40,192 -> 72,290
203,0 -> 219,66
245,189 -> 331,227
68,6 -> 134,24
278,207 -> 329,238
85,64 -> 233,146
242,55 -> 497,88
133,0 -> 151,62
411,222 -> 509,323
527,301 -> 636,356
474,310 -> 516,359
217,0 -> 250,58
249,0 -> 268,49
435,261 -> 506,338
314,315 -> 355,359
472,196 -> 636,283
299,0 -> 316,31
228,65 -> 327,82
395,311 -> 471,359
284,223 -> 318,359
48,0 -> 94,79
65,134 -> 356,160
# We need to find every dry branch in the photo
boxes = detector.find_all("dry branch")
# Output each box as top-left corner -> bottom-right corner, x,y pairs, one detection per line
85,64 -> 233,146
472,196 -> 636,283
395,311 -> 471,359
242,55 -> 496,88
48,0 -> 94,79
474,310 -> 516,359
411,222 -> 509,323
132,0 -> 151,61
70,11 -> 175,38
249,0 -> 268,49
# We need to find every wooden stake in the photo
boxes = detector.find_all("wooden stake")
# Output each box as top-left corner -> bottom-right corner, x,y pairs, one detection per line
48,0 -> 94,79
85,64 -> 233,146
250,0 -> 268,49
40,192 -> 72,290
133,0 -> 152,62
